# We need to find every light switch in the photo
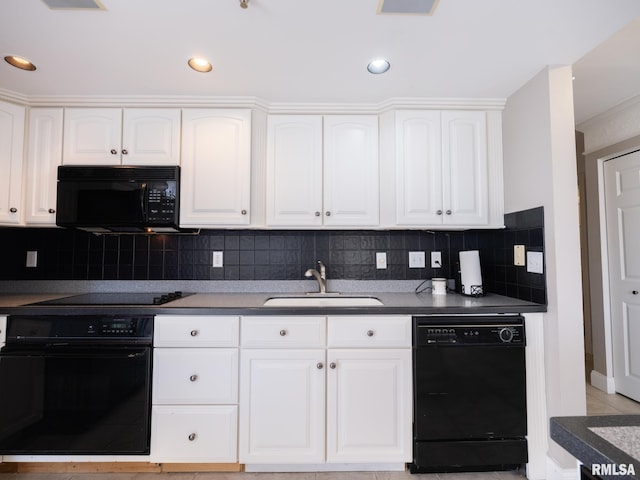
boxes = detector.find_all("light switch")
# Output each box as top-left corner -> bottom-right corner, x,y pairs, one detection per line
409,251 -> 426,268
527,251 -> 544,274
212,251 -> 224,268
514,245 -> 525,266
376,252 -> 387,269
26,251 -> 38,268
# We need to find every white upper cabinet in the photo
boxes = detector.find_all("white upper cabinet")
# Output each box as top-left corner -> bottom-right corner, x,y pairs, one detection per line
395,109 -> 500,228
63,108 -> 181,165
0,101 -> 26,225
25,108 -> 63,225
180,109 -> 252,227
266,115 -> 379,228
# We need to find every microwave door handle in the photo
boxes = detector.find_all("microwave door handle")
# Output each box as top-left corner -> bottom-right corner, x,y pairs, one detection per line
140,182 -> 147,219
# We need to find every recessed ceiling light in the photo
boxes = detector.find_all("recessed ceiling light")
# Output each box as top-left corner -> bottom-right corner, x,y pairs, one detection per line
367,59 -> 390,74
4,55 -> 37,71
188,57 -> 213,73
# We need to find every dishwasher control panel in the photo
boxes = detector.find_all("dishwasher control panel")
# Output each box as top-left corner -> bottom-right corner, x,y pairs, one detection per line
414,316 -> 525,346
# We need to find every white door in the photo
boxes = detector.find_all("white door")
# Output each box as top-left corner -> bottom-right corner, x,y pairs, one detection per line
323,115 -> 379,226
121,109 -> 181,165
326,349 -> 412,463
180,109 -> 251,226
25,108 -> 63,225
604,151 -> 640,402
63,108 -> 122,165
239,349 -> 325,463
442,110 -> 489,225
266,115 -> 323,226
0,101 -> 25,225
395,110 -> 443,225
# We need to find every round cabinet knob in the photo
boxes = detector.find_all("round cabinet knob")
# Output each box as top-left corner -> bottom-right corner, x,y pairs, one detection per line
189,374 -> 198,382
121,149 -> 128,155
279,329 -> 287,336
329,362 -> 337,369
325,211 -> 331,216
315,211 -> 321,217
188,433 -> 197,441
190,329 -> 199,337
241,209 -> 247,215
48,208 -> 56,214
317,362 -> 324,370
446,210 -> 452,215
633,290 -> 639,295
9,207 -> 17,213
366,330 -> 375,337
110,149 -> 118,155
436,210 -> 443,215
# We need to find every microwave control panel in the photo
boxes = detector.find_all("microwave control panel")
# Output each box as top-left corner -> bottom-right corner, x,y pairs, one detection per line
147,181 -> 177,222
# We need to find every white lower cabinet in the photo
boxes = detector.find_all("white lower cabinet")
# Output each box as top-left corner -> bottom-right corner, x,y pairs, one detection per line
151,315 -> 239,463
239,315 -> 412,466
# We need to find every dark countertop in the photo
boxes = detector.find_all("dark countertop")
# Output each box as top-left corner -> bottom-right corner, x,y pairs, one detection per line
551,416 -> 640,479
0,291 -> 546,316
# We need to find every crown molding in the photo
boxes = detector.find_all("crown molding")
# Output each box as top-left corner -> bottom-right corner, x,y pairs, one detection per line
0,88 -> 506,113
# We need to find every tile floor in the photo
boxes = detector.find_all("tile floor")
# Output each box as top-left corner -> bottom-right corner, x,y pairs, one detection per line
0,384 -> 638,480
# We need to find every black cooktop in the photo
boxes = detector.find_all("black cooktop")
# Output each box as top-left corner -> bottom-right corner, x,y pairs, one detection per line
29,291 -> 191,306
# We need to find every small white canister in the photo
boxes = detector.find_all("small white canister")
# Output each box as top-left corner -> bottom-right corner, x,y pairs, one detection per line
432,278 -> 447,295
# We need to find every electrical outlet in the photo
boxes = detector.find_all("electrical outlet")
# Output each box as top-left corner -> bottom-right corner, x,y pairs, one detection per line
26,251 -> 38,268
514,245 -> 526,266
376,252 -> 387,269
212,251 -> 224,268
409,251 -> 425,268
431,251 -> 442,268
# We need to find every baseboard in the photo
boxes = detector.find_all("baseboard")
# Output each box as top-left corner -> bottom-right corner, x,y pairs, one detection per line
244,463 -> 406,472
590,370 -> 616,393
0,462 -> 242,473
546,456 -> 579,480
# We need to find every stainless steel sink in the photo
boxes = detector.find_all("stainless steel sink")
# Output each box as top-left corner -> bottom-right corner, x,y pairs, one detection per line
263,295 -> 383,307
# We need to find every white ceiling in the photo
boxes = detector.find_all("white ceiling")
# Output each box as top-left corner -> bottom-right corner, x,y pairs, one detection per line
2,0 -> 640,123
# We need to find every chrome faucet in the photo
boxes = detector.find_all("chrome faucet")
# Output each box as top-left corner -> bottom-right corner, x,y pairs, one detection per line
305,261 -> 327,294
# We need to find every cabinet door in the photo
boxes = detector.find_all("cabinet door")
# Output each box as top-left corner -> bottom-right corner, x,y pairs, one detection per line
323,115 -> 379,226
395,110 -> 443,225
121,108 -> 181,165
239,349 -> 325,463
266,115 -> 323,226
0,101 -> 25,225
25,108 -> 63,225
63,108 -> 122,165
326,349 -> 412,463
153,348 -> 238,404
442,110 -> 488,225
180,109 -> 251,226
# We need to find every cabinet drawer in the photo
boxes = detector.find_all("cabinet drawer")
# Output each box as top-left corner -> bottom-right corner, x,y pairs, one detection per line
153,348 -> 238,404
241,316 -> 326,347
154,315 -> 239,347
327,316 -> 411,347
151,405 -> 238,463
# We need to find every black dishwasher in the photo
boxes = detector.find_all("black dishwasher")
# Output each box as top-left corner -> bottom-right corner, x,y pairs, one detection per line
410,315 -> 527,473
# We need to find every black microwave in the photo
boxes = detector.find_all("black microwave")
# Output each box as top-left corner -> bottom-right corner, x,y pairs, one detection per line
56,165 -> 183,233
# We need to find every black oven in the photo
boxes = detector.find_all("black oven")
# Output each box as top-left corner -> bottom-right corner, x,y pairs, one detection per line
0,315 -> 153,455
410,315 -> 527,473
56,165 -> 181,233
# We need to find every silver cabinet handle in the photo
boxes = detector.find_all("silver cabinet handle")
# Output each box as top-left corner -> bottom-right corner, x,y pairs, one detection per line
633,290 -> 639,295
446,210 -> 452,215
329,362 -> 336,369
241,209 -> 247,215
110,149 -> 118,155
325,211 -> 331,216
436,210 -> 443,215
315,211 -> 321,217
190,329 -> 199,337
122,149 -> 128,155
366,330 -> 375,337
317,362 -> 324,369
9,207 -> 17,213
190,374 -> 198,382
48,208 -> 56,214
279,329 -> 287,336
188,433 -> 197,441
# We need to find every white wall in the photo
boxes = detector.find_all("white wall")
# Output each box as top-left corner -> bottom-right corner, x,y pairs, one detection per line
503,66 -> 587,472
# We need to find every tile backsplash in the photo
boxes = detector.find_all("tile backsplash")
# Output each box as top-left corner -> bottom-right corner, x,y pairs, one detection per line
0,207 -> 546,304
